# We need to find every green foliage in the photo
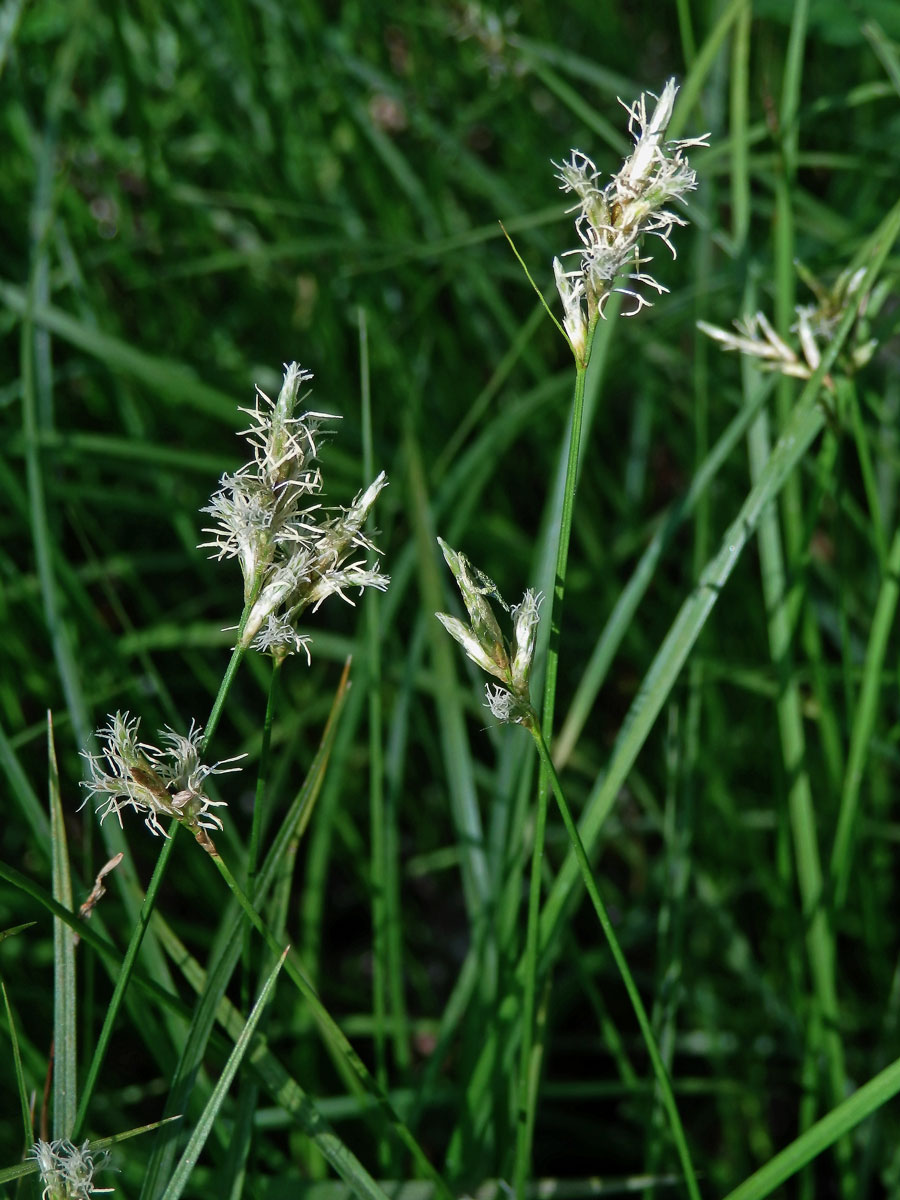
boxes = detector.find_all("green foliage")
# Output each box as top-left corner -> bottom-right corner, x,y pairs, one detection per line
3,2 -> 900,1197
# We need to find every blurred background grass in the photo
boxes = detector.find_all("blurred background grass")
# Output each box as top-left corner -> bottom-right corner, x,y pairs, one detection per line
4,0 -> 900,1196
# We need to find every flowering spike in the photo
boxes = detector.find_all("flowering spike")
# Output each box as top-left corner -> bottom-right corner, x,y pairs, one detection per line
435,538 -> 542,727
79,711 -> 244,851
698,262 -> 881,383
553,257 -> 587,360
552,79 -> 708,348
436,538 -> 507,668
29,1138 -> 114,1199
510,589 -> 543,693
201,363 -> 390,659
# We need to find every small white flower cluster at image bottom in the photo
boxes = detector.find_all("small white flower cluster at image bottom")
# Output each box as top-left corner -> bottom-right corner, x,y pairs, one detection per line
28,1139 -> 113,1200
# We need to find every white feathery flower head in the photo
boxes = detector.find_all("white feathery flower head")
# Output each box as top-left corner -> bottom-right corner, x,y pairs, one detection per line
250,613 -> 313,663
553,257 -> 587,362
311,472 -> 390,569
307,559 -> 390,613
484,682 -> 532,727
201,470 -> 275,582
435,538 -> 542,727
553,79 -> 708,344
79,711 -> 244,851
510,589 -> 543,693
697,311 -> 811,379
28,1138 -> 114,1200
201,363 -> 390,660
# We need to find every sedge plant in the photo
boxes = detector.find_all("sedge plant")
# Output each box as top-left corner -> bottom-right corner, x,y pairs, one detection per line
436,66 -> 900,1198
21,364 -> 409,1195
9,17 -> 900,1198
436,78 -> 708,1200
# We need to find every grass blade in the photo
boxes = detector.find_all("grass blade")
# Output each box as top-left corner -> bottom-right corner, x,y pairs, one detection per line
158,947 -> 288,1200
49,712 -> 77,1139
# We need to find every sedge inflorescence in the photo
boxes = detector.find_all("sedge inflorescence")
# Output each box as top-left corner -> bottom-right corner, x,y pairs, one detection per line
201,361 -> 389,660
435,538 -> 542,727
28,1139 -> 113,1200
79,711 -> 243,849
553,78 -> 708,356
697,264 -> 881,385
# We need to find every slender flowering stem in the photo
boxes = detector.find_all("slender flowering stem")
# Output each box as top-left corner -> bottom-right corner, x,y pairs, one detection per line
239,657 -> 282,1013
528,722 -> 701,1200
517,82 -> 707,1190
519,331 -> 597,1188
247,658 -> 281,893
201,594 -> 256,753
538,318 -> 597,752
513,318 -> 598,1200
440,81 -> 707,1194
513,698 -> 548,1200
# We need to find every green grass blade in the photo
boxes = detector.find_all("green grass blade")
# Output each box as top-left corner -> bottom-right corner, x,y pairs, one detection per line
0,714 -> 51,845
830,518 -> 900,905
723,1055 -> 900,1200
153,915 -> 399,1200
1,976 -> 35,1146
73,835 -> 179,1139
49,713 -> 78,1138
158,947 -> 287,1200
0,0 -> 27,79
212,851 -> 455,1200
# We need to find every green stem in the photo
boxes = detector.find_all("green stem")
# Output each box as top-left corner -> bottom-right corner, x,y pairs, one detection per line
203,640 -> 247,752
359,303 -> 403,1162
369,593 -> 390,1099
514,318 -> 598,1189
247,659 -> 282,893
241,658 -> 282,1011
529,723 -> 701,1200
538,320 -> 597,752
513,713 -> 550,1200
831,518 -> 900,905
202,590 -> 259,753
